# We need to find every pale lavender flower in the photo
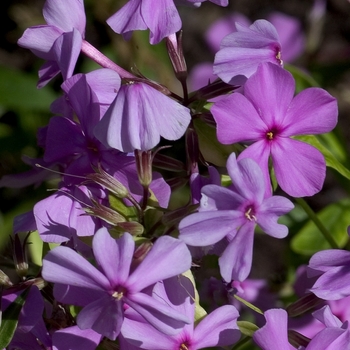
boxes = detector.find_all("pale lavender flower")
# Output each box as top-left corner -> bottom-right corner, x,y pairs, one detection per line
107,0 -> 228,45
179,153 -> 293,282
211,62 -> 338,197
17,0 -> 86,87
94,82 -> 191,152
213,19 -> 283,84
120,276 -> 240,349
42,228 -> 192,340
33,184 -> 104,244
308,249 -> 350,300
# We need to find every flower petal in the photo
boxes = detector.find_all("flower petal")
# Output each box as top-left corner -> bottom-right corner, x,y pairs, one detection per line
271,137 -> 325,197
43,0 -> 86,34
219,222 -> 255,282
93,229 -> 134,286
192,305 -> 240,348
282,87 -> 338,136
243,62 -> 295,127
211,91 -> 267,144
127,236 -> 191,292
179,210 -> 242,246
253,309 -> 295,350
257,195 -> 294,238
77,295 -> 123,340
142,0 -> 181,44
125,292 -> 190,335
42,246 -> 111,291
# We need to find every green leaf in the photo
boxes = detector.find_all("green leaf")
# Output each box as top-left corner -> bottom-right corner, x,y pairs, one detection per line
0,66 -> 57,112
291,198 -> 350,255
109,195 -> 138,221
193,118 -> 242,167
237,321 -> 259,337
294,134 -> 350,181
285,64 -> 320,92
0,287 -> 30,348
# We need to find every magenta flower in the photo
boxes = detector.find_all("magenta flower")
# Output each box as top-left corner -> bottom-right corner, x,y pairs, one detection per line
211,62 -> 338,197
308,249 -> 350,301
42,228 -> 192,340
213,19 -> 283,83
121,276 -> 240,349
94,82 -> 191,152
179,153 -> 293,282
17,0 -> 86,87
107,0 -> 228,45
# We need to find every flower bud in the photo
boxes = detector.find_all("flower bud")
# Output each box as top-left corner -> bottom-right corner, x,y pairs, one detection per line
86,164 -> 129,199
135,150 -> 153,188
166,32 -> 187,82
286,293 -> 323,317
12,234 -> 29,279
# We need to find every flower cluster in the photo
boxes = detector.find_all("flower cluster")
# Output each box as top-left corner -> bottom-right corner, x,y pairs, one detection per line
2,0 -> 349,349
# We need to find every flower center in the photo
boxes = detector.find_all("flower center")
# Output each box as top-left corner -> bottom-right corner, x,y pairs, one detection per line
266,131 -> 274,140
276,51 -> 283,66
245,207 -> 256,221
180,344 -> 189,350
112,286 -> 127,300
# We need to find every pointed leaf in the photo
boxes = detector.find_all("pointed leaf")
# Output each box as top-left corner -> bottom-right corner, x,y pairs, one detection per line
291,198 -> 350,255
0,288 -> 30,348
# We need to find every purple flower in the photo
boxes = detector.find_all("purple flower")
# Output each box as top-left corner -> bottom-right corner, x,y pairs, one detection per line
254,307 -> 350,350
213,19 -> 283,83
107,0 -> 227,45
253,309 -> 295,350
178,153 -> 293,282
42,228 -> 192,340
17,0 -> 86,87
211,62 -> 338,197
308,249 -> 350,301
206,12 -> 304,61
33,184 -> 104,244
94,82 -> 191,152
120,275 -> 240,349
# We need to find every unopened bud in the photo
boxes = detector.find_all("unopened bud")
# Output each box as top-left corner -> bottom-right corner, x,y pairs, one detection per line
135,150 -> 153,187
0,269 -> 12,287
288,329 -> 310,349
86,164 -> 130,199
166,32 -> 187,82
132,241 -> 153,269
84,199 -> 127,225
286,293 -> 323,317
12,234 -> 29,279
117,221 -> 144,236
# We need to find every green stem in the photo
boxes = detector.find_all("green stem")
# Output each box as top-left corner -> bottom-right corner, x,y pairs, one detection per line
296,198 -> 338,249
234,294 -> 264,315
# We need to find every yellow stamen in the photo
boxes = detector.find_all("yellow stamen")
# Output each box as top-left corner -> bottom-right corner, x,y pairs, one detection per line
180,344 -> 189,350
267,131 -> 274,140
245,208 -> 256,221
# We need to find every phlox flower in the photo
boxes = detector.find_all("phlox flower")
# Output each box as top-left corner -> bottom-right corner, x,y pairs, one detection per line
120,275 -> 240,349
253,307 -> 350,350
107,0 -> 228,45
94,82 -> 191,152
308,249 -> 350,301
179,153 -> 293,282
213,19 -> 283,84
17,0 -> 86,87
207,12 -> 304,61
211,62 -> 338,197
42,228 -> 192,340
